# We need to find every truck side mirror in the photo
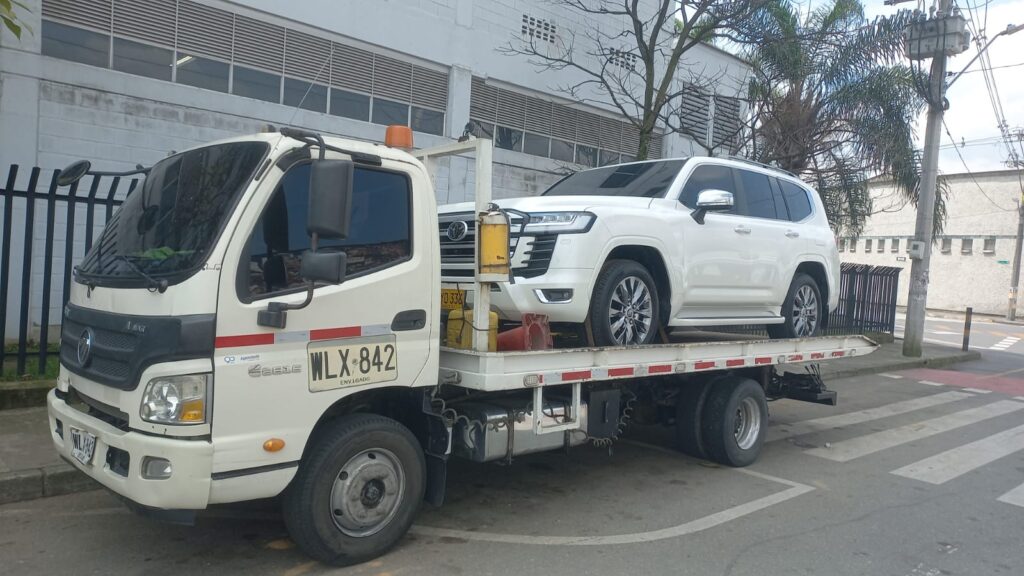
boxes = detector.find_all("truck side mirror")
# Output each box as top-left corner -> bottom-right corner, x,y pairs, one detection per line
307,159 -> 354,239
691,189 -> 734,225
301,251 -> 347,284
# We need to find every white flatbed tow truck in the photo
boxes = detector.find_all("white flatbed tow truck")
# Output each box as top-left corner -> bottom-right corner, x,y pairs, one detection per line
46,126 -> 875,566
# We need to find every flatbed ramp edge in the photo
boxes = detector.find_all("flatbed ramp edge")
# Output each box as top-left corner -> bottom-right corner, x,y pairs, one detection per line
439,335 -> 878,392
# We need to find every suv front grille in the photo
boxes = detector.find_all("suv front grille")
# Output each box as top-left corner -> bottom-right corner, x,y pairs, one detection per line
439,212 -> 529,281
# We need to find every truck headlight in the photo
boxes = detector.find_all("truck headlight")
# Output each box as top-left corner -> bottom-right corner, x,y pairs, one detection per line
140,374 -> 209,425
522,212 -> 595,234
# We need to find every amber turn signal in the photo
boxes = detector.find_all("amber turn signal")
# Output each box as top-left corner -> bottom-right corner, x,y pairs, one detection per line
263,438 -> 285,452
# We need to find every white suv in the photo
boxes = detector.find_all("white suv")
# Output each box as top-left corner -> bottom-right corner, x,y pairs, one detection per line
438,157 -> 840,346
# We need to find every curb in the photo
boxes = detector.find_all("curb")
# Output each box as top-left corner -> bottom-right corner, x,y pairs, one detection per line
799,350 -> 983,381
0,462 -> 100,506
0,380 -> 56,411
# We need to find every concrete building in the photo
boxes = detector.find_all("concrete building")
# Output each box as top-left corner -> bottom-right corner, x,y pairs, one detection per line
0,0 -> 750,341
840,170 -> 1024,317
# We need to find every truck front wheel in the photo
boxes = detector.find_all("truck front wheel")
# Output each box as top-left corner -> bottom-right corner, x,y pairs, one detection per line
283,414 -> 426,566
700,377 -> 768,467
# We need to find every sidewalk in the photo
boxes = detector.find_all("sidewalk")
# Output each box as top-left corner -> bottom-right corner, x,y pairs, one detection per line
0,340 -> 981,506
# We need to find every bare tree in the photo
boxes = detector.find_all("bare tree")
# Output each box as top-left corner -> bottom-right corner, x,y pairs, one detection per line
501,0 -> 764,160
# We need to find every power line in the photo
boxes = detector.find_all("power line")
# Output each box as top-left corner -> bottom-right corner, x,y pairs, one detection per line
942,118 -> 1017,210
951,61 -> 1024,73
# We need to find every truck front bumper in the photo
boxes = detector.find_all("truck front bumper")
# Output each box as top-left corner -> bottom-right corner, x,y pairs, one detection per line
47,389 -> 213,510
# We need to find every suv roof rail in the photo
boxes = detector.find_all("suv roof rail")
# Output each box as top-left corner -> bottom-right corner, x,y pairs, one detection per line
721,155 -> 797,178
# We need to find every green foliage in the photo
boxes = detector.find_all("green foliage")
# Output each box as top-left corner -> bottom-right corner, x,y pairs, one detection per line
0,0 -> 30,40
741,0 -> 944,236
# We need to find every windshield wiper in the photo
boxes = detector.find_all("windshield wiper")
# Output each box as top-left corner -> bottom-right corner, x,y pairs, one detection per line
115,255 -> 169,293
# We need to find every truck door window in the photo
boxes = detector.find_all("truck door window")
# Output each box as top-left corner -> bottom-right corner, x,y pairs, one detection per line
736,169 -> 777,219
680,164 -> 737,213
242,163 -> 412,300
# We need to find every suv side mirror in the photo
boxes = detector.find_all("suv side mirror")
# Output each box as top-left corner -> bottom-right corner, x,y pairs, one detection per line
307,159 -> 354,239
691,189 -> 734,225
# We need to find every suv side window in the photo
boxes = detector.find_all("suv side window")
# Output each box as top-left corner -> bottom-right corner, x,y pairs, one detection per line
768,177 -> 790,219
777,178 -> 813,221
242,163 -> 412,300
680,164 -> 737,213
736,168 -> 777,219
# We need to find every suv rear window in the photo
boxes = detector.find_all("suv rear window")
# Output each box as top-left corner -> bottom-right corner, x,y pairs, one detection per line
777,179 -> 813,221
542,160 -> 687,197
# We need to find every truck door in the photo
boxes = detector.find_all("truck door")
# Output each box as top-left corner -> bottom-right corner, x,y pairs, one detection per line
211,154 -> 434,475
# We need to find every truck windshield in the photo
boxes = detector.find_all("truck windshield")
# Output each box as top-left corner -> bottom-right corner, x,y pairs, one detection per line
76,141 -> 268,287
541,159 -> 687,198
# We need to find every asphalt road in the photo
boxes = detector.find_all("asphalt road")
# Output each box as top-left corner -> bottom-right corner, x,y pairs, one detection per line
895,313 -> 1024,376
3,361 -> 1024,576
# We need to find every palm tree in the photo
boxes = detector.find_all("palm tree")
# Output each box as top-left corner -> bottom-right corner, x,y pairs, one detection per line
740,0 -> 944,235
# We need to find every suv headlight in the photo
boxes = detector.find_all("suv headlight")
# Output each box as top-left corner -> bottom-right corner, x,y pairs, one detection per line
522,212 -> 596,234
140,374 -> 210,425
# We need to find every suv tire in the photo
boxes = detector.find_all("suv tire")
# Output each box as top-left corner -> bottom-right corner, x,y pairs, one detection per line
768,273 -> 823,339
588,259 -> 660,346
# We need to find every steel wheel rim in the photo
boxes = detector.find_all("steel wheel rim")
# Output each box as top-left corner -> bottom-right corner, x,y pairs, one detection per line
330,448 -> 405,538
791,285 -> 819,337
734,397 -> 761,450
608,276 -> 654,345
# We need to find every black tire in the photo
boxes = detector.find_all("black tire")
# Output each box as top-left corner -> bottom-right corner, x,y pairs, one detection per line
768,273 -> 823,339
588,259 -> 661,347
674,378 -> 712,459
283,414 -> 426,566
700,377 -> 768,467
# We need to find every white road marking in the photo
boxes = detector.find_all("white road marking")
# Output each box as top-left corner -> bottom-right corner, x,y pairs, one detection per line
881,373 -> 904,379
768,391 -> 974,442
997,482 -> 1024,508
891,422 -> 1024,484
989,337 -> 1020,351
805,400 -> 1024,462
961,387 -> 993,394
1015,397 -> 1024,402
918,381 -> 945,387
412,442 -> 815,546
929,331 -> 960,336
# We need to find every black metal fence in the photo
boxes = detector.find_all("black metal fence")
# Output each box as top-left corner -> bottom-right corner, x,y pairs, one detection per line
1,164 -> 139,378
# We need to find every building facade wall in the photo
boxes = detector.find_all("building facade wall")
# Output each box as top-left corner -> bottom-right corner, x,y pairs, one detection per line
840,171 -> 1024,316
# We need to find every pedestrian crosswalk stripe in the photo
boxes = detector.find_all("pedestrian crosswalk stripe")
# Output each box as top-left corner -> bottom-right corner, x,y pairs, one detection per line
805,400 -> 1024,462
997,483 -> 1024,508
990,337 -> 1020,351
768,391 -> 974,443
918,381 -> 945,386
891,422 -> 1024,484
881,373 -> 904,379
961,388 -> 993,394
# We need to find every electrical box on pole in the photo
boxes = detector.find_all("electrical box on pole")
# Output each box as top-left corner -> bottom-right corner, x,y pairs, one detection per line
905,15 -> 971,60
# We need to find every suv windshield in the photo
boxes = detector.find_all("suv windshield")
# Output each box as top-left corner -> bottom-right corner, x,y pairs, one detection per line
542,159 -> 687,198
76,141 -> 268,287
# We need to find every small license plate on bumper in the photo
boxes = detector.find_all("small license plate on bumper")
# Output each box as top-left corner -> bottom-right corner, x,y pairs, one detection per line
441,288 -> 466,311
69,427 -> 97,466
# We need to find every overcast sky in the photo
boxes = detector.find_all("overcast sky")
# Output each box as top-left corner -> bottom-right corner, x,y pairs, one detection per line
862,0 -> 1024,175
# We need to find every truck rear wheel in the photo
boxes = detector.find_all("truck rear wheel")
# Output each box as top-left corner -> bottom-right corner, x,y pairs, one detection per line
674,378 -> 712,459
700,376 -> 767,467
283,414 -> 425,566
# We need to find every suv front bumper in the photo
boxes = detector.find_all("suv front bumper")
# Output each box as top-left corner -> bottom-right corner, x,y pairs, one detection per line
47,389 -> 213,510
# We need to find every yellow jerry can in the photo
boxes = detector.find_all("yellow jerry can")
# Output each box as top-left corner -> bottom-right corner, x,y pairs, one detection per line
446,308 -> 498,351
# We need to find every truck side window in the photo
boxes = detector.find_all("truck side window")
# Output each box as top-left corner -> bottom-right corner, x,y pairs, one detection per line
243,163 -> 412,299
680,164 -> 737,213
778,179 -> 813,221
736,168 -> 777,219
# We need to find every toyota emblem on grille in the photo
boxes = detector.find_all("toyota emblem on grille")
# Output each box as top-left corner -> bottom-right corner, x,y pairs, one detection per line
77,328 -> 94,367
447,221 -> 469,242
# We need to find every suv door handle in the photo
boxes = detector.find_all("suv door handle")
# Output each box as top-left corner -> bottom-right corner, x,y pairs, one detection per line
734,226 -> 752,235
785,230 -> 800,238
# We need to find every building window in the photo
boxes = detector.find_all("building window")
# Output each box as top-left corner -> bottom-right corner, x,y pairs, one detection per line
283,78 -> 328,113
576,145 -> 598,168
849,239 -> 856,252
876,238 -> 885,253
176,54 -> 229,93
523,133 -> 550,157
41,20 -> 109,68
411,107 -> 444,136
243,164 -> 412,298
522,14 -> 557,44
599,150 -> 621,167
838,238 -> 845,252
550,139 -> 575,162
233,65 -> 282,104
984,237 -> 996,254
865,239 -> 873,252
371,98 -> 409,126
329,89 -> 370,121
891,238 -> 899,253
112,38 -> 172,81
608,48 -> 637,72
494,126 -> 524,152
940,238 -> 952,253
961,238 -> 973,254
905,238 -> 912,253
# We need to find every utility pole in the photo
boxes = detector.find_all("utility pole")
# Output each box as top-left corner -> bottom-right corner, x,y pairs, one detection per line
1010,194 -> 1023,321
902,0 -> 970,357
